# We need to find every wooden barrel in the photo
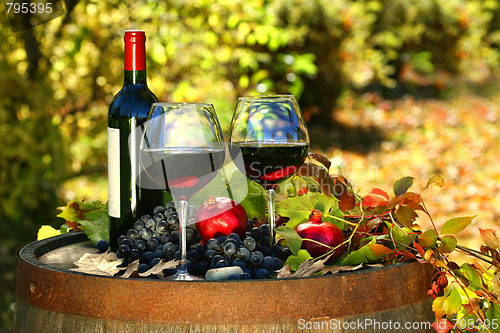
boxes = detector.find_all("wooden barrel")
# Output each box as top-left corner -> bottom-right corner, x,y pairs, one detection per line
14,231 -> 436,333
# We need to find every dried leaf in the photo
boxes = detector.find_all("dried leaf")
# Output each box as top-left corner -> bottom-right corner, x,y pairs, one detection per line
279,252 -> 333,278
138,259 -> 178,278
297,163 -> 335,196
72,252 -> 124,277
387,192 -> 423,211
276,264 -> 291,278
422,175 -> 445,192
322,264 -> 363,274
321,263 -> 383,275
291,255 -> 330,278
331,176 -> 356,211
395,205 -> 418,227
308,152 -> 331,170
479,228 -> 499,250
491,273 -> 500,299
121,260 -> 140,278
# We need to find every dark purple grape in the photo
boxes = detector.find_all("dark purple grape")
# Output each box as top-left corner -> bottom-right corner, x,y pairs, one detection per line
96,239 -> 109,253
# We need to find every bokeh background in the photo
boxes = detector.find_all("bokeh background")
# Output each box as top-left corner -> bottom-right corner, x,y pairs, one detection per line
1,0 -> 500,330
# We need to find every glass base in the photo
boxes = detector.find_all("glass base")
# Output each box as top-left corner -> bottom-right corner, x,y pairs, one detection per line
166,272 -> 202,281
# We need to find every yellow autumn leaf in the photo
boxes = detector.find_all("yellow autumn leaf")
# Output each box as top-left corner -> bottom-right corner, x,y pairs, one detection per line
37,225 -> 61,241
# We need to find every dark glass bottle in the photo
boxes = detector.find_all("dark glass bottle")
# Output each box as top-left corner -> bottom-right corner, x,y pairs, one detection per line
107,30 -> 163,250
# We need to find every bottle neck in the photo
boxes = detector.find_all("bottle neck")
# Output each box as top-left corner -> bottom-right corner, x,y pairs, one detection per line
124,70 -> 147,85
124,33 -> 146,85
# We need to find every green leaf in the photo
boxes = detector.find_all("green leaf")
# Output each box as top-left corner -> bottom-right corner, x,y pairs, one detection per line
275,226 -> 303,256
276,192 -> 343,229
438,235 -> 457,253
460,263 -> 484,291
433,287 -> 462,318
57,200 -> 109,245
410,51 -> 434,74
393,176 -> 414,196
341,246 -> 373,266
341,241 -> 393,266
441,216 -> 476,235
76,202 -> 109,245
238,178 -> 266,219
432,296 -> 446,319
286,249 -> 312,271
418,230 -> 438,249
388,224 -> 416,250
485,303 -> 500,333
443,287 -> 462,315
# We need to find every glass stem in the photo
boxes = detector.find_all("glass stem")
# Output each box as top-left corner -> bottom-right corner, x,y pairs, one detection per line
177,199 -> 189,277
267,188 -> 275,249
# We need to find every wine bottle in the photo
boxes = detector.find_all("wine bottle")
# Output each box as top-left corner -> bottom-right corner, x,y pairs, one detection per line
107,30 -> 163,251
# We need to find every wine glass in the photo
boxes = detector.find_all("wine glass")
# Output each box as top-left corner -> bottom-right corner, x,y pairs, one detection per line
140,102 -> 225,280
229,95 -> 310,247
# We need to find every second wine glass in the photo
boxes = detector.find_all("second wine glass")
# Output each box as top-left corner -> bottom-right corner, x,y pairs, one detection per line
140,102 -> 225,280
229,95 -> 310,247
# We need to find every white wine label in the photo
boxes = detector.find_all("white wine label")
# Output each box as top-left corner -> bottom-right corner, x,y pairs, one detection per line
108,127 -> 120,218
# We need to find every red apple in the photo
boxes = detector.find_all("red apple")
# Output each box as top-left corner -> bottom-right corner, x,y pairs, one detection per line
195,196 -> 248,241
295,209 -> 345,260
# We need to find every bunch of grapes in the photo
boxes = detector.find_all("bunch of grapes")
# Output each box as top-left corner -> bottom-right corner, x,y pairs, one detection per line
97,203 -> 291,280
191,225 -> 290,280
97,201 -> 201,274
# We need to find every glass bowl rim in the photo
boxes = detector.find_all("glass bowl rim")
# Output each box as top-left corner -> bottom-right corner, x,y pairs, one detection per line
151,102 -> 214,108
237,94 -> 296,101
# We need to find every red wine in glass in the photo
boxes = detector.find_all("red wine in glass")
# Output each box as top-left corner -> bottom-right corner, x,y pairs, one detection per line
142,147 -> 225,200
230,142 -> 309,190
229,95 -> 310,249
140,102 -> 225,281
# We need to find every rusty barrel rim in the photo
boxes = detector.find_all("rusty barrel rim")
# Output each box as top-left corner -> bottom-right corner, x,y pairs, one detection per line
16,231 -> 435,324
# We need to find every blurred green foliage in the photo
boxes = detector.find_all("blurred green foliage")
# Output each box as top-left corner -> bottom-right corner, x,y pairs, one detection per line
2,0 -> 500,330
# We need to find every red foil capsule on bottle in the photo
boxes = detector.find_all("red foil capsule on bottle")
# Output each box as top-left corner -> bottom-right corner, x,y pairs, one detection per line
124,30 -> 146,71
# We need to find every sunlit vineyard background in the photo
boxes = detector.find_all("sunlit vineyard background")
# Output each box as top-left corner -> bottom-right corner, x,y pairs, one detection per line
2,0 -> 500,330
